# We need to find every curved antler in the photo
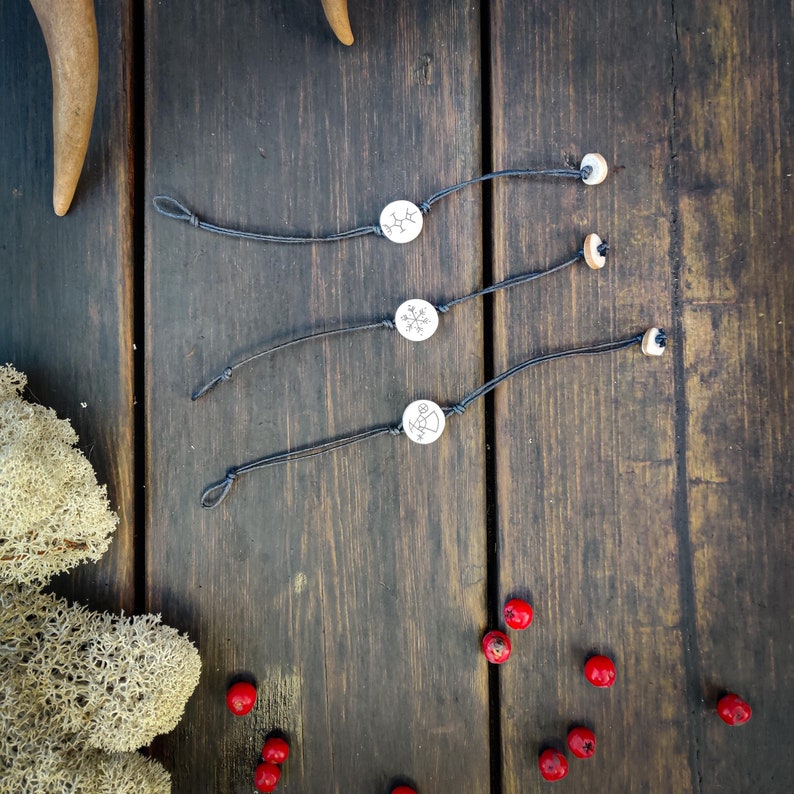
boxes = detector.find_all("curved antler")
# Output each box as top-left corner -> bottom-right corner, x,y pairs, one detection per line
29,0 -> 98,216
320,0 -> 354,46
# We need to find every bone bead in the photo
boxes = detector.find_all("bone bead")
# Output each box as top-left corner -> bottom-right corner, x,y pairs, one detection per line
642,327 -> 668,356
580,152 -> 608,186
583,233 -> 607,269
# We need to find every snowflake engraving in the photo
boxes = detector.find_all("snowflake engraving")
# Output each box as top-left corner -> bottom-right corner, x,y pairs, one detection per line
400,304 -> 432,336
394,299 -> 439,341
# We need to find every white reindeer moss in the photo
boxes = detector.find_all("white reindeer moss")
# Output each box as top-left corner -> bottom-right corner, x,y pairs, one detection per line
0,365 -> 118,584
0,587 -> 201,754
0,366 -> 202,792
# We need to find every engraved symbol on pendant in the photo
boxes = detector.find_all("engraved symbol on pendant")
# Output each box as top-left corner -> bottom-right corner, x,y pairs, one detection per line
402,399 -> 446,444
379,200 -> 424,243
395,299 -> 439,341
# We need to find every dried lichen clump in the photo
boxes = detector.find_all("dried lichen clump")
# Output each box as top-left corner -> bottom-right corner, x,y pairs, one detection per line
1,586 -> 201,755
0,364 -> 118,584
79,611 -> 203,752
0,729 -> 171,794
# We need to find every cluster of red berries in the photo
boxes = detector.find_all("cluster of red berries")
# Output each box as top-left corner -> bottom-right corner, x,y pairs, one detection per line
225,681 -> 291,792
480,595 -> 607,782
482,597 -> 534,664
537,655 -> 614,782
254,738 -> 290,792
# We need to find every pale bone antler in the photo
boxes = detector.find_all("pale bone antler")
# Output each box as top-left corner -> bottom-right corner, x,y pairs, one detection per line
28,0 -> 98,216
321,0 -> 354,45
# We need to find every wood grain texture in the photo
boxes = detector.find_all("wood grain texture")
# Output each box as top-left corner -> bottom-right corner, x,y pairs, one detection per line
144,1 -> 488,790
489,2 -> 690,790
675,0 -> 794,789
0,0 -> 135,612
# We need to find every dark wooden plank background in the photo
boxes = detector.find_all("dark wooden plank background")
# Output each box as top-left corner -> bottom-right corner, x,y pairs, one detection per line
489,2 -> 689,791
1,0 -> 792,792
675,1 -> 794,790
0,0 -> 135,613
144,1 -> 490,791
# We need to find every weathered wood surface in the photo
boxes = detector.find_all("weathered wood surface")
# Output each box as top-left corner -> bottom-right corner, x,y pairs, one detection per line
1,0 -> 791,791
490,2 -> 689,791
0,0 -> 135,613
490,1 -> 792,792
144,1 -> 489,791
675,1 -> 794,790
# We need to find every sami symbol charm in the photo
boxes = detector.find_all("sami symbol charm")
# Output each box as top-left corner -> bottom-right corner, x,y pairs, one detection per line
379,200 -> 424,243
394,299 -> 439,341
402,400 -> 446,444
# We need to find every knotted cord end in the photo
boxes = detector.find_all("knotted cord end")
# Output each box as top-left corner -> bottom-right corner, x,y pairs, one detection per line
153,195 -> 197,225
201,469 -> 238,509
192,367 -> 233,401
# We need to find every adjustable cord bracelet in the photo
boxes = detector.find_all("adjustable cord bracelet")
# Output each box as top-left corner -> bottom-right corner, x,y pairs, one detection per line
153,154 -> 608,246
191,233 -> 609,400
200,327 -> 667,509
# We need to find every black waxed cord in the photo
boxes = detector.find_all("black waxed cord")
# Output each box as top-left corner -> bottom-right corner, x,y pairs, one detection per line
435,241 -> 607,312
200,330 -> 650,509
191,242 -> 606,400
191,320 -> 395,400
153,195 -> 380,243
450,332 -> 643,413
153,165 -> 589,245
200,425 -> 401,509
419,167 -> 587,211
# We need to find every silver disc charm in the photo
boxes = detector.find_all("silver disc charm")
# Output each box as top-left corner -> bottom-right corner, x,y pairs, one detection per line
402,400 -> 446,444
379,200 -> 424,243
394,299 -> 439,341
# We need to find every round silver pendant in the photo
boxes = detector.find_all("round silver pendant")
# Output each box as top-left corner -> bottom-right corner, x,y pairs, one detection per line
394,299 -> 439,341
379,200 -> 424,243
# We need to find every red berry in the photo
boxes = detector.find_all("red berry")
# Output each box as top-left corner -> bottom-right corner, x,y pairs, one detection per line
538,748 -> 568,781
504,598 -> 534,630
717,693 -> 752,725
482,630 -> 512,664
225,681 -> 257,715
262,736 -> 290,764
254,762 -> 281,792
391,787 -> 417,794
567,726 -> 596,759
584,655 -> 616,687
